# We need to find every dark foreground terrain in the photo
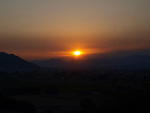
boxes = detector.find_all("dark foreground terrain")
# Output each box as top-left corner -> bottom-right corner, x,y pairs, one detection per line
0,68 -> 150,113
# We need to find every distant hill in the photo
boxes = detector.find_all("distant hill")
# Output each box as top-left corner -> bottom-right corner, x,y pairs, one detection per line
0,52 -> 38,71
32,55 -> 150,69
32,59 -> 69,68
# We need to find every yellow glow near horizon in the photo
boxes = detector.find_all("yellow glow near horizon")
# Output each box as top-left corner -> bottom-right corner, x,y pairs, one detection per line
74,50 -> 81,56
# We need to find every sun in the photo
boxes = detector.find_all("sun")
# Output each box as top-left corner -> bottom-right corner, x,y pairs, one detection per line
73,50 -> 82,56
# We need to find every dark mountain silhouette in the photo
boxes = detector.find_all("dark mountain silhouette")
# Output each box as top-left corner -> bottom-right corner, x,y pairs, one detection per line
32,55 -> 150,69
0,52 -> 38,71
32,59 -> 70,68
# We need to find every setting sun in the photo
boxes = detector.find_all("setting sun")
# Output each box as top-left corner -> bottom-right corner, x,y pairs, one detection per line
74,51 -> 82,56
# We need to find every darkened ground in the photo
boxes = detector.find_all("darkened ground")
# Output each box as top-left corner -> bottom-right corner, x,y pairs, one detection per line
0,69 -> 150,113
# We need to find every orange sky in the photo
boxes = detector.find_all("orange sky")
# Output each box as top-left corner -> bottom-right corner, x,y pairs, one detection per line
0,0 -> 149,60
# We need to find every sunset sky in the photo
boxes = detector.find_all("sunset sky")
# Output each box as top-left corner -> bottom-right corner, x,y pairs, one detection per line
0,0 -> 149,60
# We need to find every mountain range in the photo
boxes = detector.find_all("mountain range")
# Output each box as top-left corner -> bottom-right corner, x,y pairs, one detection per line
0,52 -> 150,70
0,52 -> 38,71
32,55 -> 150,69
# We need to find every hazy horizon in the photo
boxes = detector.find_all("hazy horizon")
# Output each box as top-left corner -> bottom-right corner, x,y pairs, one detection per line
0,0 -> 149,60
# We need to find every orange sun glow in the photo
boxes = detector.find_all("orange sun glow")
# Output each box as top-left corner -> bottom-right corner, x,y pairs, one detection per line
73,50 -> 82,56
